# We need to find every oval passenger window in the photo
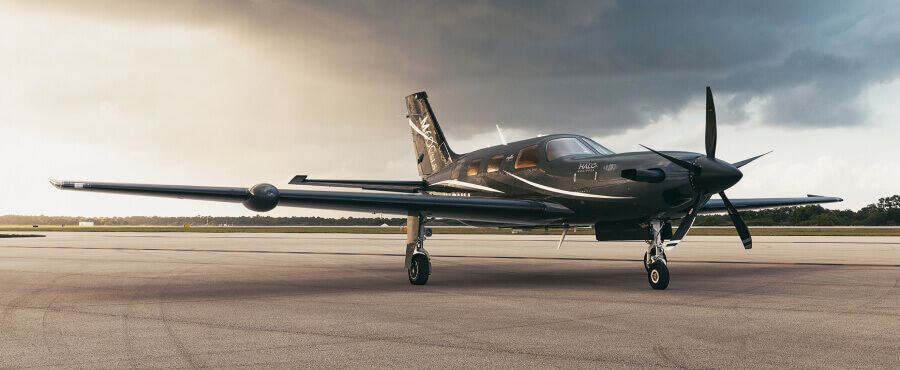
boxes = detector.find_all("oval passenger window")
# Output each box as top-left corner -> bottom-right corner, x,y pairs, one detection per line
467,159 -> 482,176
514,145 -> 539,169
487,155 -> 503,173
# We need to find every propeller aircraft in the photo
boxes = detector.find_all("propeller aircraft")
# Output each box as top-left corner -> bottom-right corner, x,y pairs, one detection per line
52,87 -> 842,289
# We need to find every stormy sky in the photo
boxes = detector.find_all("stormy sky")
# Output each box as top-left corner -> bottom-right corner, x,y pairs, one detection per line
1,0 -> 898,217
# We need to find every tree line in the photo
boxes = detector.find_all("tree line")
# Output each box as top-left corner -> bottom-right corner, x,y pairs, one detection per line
2,195 -> 897,227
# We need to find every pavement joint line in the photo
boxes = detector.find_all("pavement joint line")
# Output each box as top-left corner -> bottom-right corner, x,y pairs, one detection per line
1,245 -> 898,267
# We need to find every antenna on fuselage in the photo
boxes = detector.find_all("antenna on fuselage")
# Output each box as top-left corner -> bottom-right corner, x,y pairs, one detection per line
496,125 -> 508,146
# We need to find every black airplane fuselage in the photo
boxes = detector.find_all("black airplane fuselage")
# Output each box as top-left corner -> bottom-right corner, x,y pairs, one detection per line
421,134 -> 704,227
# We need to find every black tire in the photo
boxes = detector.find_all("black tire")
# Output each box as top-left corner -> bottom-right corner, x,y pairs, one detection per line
644,250 -> 666,272
648,260 -> 670,290
408,254 -> 430,285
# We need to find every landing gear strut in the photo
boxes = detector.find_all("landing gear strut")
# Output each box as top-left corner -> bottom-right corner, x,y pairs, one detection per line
643,250 -> 666,272
646,220 -> 670,290
405,212 -> 431,285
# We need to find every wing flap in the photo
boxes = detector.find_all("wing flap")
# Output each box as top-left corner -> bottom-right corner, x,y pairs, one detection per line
278,189 -> 572,222
289,175 -> 425,193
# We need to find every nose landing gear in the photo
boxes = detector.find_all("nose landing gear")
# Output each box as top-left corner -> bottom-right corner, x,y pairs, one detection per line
643,249 -> 667,272
646,220 -> 671,290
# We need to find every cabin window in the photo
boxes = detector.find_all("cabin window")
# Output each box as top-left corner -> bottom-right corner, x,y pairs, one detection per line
467,159 -> 482,176
451,163 -> 463,179
514,144 -> 539,169
546,138 -> 594,161
487,155 -> 503,173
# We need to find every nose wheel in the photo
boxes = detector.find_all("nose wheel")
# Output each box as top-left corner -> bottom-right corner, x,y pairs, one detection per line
647,260 -> 669,290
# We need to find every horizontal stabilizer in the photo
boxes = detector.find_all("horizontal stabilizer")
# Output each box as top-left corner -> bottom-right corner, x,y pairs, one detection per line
289,175 -> 425,193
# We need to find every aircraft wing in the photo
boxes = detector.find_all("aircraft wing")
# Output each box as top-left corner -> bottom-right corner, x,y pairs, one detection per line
49,180 -> 574,224
698,195 -> 843,214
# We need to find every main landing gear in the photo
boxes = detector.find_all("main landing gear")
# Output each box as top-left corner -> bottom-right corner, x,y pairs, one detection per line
405,212 -> 431,285
645,220 -> 670,290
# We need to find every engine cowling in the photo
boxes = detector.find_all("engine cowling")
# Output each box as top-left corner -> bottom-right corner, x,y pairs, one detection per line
243,183 -> 280,212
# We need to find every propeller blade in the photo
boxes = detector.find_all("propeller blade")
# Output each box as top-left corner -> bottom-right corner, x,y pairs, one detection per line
719,192 -> 752,249
732,151 -> 772,168
666,190 -> 706,249
557,227 -> 568,249
640,145 -> 702,173
706,86 -> 717,160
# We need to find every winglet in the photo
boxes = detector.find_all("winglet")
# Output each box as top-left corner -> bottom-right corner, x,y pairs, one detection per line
289,175 -> 308,185
49,180 -> 87,190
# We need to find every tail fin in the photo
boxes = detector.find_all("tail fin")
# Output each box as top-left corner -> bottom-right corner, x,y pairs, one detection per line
406,91 -> 458,177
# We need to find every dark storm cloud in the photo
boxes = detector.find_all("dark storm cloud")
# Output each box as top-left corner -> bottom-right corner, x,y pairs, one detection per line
24,0 -> 900,135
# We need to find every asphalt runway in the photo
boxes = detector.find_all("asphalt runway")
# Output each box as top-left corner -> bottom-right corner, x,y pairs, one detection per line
0,232 -> 897,368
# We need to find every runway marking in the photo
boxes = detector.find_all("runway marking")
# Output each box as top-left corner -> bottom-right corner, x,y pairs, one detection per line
2,245 -> 898,267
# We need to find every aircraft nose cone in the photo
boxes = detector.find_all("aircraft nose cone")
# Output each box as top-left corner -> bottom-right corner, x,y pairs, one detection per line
693,156 -> 743,193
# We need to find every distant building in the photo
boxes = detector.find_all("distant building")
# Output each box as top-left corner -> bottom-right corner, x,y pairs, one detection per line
79,222 -> 94,226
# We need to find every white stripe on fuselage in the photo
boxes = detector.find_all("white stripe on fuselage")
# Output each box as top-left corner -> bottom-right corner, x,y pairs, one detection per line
504,171 -> 633,199
431,180 -> 504,193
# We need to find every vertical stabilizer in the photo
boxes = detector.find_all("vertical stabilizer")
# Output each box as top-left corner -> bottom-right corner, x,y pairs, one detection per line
406,92 -> 458,177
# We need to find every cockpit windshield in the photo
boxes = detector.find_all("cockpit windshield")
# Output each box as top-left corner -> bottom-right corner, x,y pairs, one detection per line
545,138 -> 594,161
581,137 -> 615,155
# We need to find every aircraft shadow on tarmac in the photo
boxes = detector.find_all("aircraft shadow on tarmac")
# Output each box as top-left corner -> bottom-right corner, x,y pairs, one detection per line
87,262 -> 826,301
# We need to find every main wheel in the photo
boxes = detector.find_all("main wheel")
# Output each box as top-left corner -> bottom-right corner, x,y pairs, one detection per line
648,260 -> 670,290
644,250 -> 666,272
408,254 -> 430,285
